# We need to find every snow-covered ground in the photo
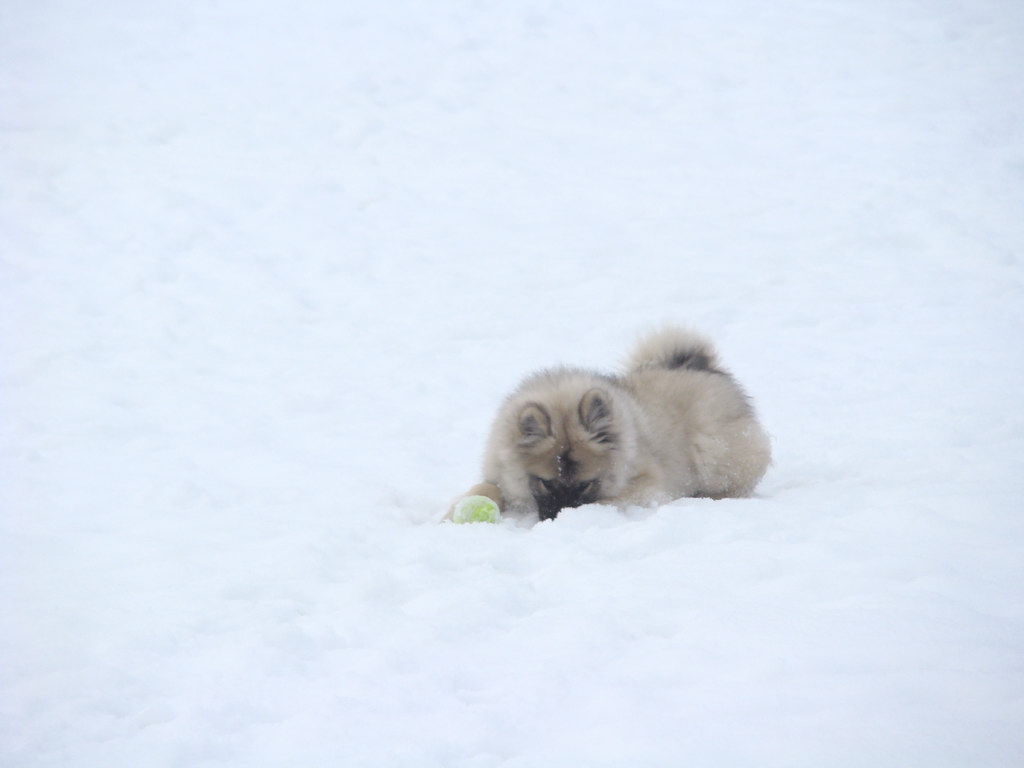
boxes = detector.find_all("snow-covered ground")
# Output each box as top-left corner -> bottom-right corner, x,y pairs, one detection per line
3,0 -> 1023,765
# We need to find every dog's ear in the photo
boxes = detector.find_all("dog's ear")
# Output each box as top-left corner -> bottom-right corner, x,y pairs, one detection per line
578,388 -> 616,445
518,403 -> 552,445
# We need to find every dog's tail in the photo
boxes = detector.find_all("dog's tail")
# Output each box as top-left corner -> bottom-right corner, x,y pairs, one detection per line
625,326 -> 723,374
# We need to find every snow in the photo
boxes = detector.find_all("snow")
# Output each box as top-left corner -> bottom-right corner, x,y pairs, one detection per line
2,0 -> 1023,765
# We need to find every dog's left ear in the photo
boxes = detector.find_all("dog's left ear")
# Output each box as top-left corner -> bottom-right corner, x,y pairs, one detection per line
578,388 -> 615,443
518,402 -> 552,446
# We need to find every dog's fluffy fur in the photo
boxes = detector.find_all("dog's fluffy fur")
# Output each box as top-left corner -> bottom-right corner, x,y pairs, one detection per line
457,327 -> 771,521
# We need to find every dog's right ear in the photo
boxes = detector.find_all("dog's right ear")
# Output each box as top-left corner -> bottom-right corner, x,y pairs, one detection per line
578,388 -> 612,431
517,403 -> 552,445
578,388 -> 617,447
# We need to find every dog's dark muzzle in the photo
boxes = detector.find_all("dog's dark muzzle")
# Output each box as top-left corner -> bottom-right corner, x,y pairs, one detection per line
534,483 -> 598,520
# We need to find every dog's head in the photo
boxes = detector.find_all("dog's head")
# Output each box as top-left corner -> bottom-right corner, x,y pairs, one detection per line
514,388 -> 623,520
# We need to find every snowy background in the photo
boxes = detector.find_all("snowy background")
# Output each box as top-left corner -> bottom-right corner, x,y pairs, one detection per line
3,0 -> 1023,765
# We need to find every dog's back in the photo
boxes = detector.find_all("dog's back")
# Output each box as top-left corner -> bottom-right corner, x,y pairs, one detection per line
624,327 -> 771,499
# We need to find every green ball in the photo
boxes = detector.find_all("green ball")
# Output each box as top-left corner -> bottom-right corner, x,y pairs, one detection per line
452,495 -> 502,524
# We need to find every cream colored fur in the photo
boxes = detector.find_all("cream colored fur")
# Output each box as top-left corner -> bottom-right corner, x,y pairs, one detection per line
451,327 -> 771,520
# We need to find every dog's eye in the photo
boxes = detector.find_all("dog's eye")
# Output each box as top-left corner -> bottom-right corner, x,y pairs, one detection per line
536,478 -> 556,493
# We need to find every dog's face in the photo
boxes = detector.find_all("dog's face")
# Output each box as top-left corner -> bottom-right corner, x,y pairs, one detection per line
515,388 -> 619,520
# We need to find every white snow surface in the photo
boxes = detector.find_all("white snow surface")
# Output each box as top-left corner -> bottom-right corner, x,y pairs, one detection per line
3,0 -> 1024,765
